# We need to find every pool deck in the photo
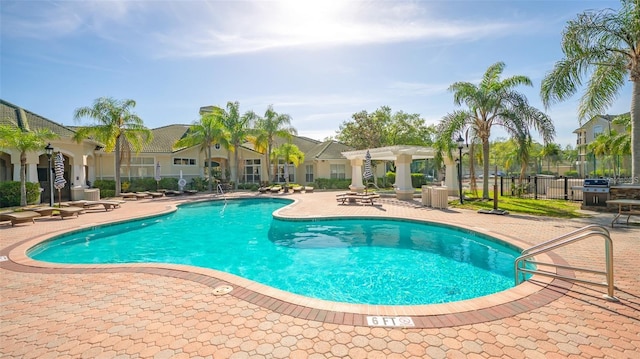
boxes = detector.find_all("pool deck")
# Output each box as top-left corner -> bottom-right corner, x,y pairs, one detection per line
1,191 -> 638,358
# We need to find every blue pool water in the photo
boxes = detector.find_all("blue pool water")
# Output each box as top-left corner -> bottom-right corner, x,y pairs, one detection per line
29,198 -> 522,305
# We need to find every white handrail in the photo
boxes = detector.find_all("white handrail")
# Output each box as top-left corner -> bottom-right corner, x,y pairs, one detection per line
515,224 -> 616,301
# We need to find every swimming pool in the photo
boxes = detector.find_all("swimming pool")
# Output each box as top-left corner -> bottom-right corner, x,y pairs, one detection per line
28,198 -> 523,305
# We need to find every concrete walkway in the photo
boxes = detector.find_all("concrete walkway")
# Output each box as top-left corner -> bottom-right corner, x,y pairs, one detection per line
1,191 -> 638,358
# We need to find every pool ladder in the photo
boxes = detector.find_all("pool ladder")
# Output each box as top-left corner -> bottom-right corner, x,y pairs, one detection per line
514,224 -> 617,301
217,183 -> 227,201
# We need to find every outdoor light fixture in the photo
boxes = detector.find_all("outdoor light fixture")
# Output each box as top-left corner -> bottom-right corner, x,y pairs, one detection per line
456,135 -> 465,204
45,143 -> 54,207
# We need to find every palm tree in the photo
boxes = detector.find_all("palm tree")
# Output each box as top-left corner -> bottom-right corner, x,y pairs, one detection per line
438,62 -> 555,199
0,125 -> 58,206
589,133 -> 612,176
73,97 -> 152,196
540,143 -> 562,173
540,0 -> 640,182
273,143 -> 305,189
174,108 -> 229,192
251,105 -> 297,183
218,101 -> 257,189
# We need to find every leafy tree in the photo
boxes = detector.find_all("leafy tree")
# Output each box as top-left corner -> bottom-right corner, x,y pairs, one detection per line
0,125 -> 58,206
540,0 -> 640,181
218,101 -> 257,189
251,105 -> 297,183
73,97 -> 152,196
337,106 -> 435,149
438,62 -> 555,199
174,108 -> 229,192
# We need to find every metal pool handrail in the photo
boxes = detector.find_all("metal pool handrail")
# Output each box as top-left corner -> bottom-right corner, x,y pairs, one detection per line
514,224 -> 617,301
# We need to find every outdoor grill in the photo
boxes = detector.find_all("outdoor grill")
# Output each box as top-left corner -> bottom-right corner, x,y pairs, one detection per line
583,178 -> 610,207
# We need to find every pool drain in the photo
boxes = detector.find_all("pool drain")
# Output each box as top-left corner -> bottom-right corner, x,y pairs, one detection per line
212,285 -> 233,296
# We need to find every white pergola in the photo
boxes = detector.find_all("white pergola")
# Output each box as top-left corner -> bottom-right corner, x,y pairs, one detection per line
342,145 -> 458,199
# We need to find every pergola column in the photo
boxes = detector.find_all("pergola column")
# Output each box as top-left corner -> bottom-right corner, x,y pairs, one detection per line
394,154 -> 414,200
349,158 -> 364,192
443,156 -> 458,195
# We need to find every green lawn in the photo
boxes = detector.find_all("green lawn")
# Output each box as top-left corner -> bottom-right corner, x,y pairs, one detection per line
449,194 -> 589,219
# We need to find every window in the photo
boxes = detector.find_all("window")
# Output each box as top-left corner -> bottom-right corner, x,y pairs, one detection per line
330,164 -> 346,179
244,159 -> 261,183
305,164 -> 314,183
275,160 -> 294,183
593,125 -> 603,137
121,156 -> 155,178
173,158 -> 196,166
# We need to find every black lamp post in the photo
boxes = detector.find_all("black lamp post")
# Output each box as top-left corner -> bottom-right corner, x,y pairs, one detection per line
456,135 -> 464,204
44,143 -> 54,207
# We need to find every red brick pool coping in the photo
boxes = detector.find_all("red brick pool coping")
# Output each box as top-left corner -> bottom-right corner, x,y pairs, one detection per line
2,197 -> 572,329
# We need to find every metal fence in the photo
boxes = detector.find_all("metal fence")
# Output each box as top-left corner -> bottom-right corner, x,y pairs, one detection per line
496,176 -> 584,201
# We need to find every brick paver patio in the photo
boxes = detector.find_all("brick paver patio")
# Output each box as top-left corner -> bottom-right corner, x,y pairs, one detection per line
1,191 -> 638,358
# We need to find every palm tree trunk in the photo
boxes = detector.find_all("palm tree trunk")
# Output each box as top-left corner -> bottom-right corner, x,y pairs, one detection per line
115,135 -> 122,195
20,152 -> 27,206
482,139 -> 490,199
266,143 -> 272,184
207,144 -> 213,192
232,142 -> 239,189
631,79 -> 639,182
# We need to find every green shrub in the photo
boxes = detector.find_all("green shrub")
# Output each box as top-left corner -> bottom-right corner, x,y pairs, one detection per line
100,189 -> 116,198
93,179 -> 115,191
563,170 -> 578,178
0,181 -> 41,208
313,178 -> 351,190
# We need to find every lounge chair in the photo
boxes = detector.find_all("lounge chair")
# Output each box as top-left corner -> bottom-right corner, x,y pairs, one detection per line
270,185 -> 282,193
336,192 -> 380,206
258,186 -> 269,194
58,206 -> 84,219
0,211 -> 41,226
120,192 -> 149,200
69,200 -> 121,211
163,190 -> 183,196
292,186 -> 303,193
137,191 -> 164,198
304,186 -> 314,193
184,190 -> 198,195
31,206 -> 56,217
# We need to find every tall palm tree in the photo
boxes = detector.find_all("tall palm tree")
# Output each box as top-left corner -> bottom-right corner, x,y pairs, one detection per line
438,62 -> 555,199
73,97 -> 152,196
219,101 -> 257,189
540,0 -> 640,182
252,105 -> 297,183
174,108 -> 229,192
0,125 -> 58,206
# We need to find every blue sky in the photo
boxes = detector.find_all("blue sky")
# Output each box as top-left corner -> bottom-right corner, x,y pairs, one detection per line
1,0 -> 631,148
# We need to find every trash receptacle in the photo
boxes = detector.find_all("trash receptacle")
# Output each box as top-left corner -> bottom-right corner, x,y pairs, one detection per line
431,187 -> 448,209
84,189 -> 100,201
71,187 -> 84,201
421,185 -> 432,207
